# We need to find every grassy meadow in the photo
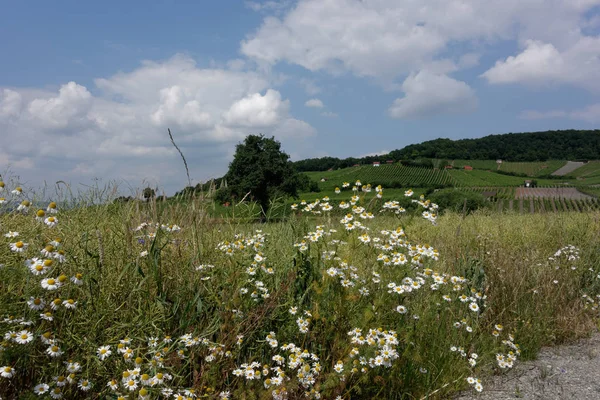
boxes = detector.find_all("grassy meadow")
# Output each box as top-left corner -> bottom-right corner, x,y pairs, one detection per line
1,183 -> 600,399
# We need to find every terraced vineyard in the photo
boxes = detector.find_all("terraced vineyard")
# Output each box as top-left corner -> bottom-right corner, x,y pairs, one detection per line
498,160 -> 566,176
447,159 -> 498,170
568,161 -> 600,179
461,187 -> 516,199
435,160 -> 566,176
491,197 -> 600,213
449,169 -> 558,186
301,161 -> 600,215
577,186 -> 600,198
305,164 -> 457,190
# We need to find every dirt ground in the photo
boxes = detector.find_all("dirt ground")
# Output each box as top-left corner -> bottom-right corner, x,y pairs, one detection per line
514,187 -> 594,200
453,333 -> 600,400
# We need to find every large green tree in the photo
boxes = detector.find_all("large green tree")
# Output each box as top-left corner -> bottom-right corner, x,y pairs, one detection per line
222,135 -> 301,213
142,187 -> 156,202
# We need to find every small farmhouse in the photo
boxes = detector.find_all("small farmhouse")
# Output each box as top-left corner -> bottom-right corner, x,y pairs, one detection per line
373,161 -> 380,167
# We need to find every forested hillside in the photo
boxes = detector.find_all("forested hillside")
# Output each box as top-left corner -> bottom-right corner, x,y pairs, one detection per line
294,130 -> 600,172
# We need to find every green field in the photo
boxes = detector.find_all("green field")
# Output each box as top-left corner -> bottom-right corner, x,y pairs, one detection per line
2,185 -> 600,399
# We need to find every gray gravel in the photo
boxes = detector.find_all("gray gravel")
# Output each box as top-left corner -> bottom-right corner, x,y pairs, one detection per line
453,333 -> 600,400
551,161 -> 586,176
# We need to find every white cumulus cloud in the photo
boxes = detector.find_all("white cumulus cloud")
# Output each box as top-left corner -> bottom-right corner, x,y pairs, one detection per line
521,104 -> 600,124
304,98 -> 324,108
240,0 -> 600,118
0,55 -> 316,194
388,71 -> 477,119
224,89 -> 288,127
482,37 -> 600,91
242,0 -> 600,82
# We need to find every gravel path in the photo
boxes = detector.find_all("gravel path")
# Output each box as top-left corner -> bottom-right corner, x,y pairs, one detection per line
551,161 -> 586,176
454,333 -> 600,400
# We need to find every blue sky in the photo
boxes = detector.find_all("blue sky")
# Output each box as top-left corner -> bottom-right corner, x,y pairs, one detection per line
1,0 -> 599,195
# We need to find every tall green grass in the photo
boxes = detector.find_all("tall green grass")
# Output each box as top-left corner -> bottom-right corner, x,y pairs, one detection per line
1,184 -> 599,399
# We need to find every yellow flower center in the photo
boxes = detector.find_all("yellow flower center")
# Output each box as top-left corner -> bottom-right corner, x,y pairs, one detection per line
45,245 -> 55,253
43,259 -> 53,267
141,374 -> 149,381
15,241 -> 24,248
135,357 -> 143,364
51,346 -> 58,352
75,273 -> 82,279
47,217 -> 55,223
122,371 -> 130,378
140,388 -> 148,396
33,299 -> 42,305
37,209 -> 46,217
67,299 -> 74,304
21,200 -> 30,206
58,275 -> 67,283
156,373 -> 163,379
47,279 -> 56,285
53,299 -> 61,305
35,265 -> 44,271
48,202 -> 57,209
20,334 -> 28,340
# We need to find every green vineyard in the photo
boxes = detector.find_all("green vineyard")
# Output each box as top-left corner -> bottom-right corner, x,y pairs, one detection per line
300,161 -> 600,215
567,161 -> 600,184
448,169 -> 559,186
490,197 -> 600,213
432,159 -> 566,176
498,160 -> 566,176
305,164 -> 457,190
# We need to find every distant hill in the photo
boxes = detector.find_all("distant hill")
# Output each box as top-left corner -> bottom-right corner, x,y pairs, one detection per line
293,130 -> 600,172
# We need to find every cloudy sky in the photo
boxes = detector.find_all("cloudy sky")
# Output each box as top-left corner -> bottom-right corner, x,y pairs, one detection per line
1,1 -> 599,195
